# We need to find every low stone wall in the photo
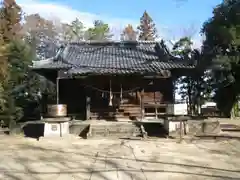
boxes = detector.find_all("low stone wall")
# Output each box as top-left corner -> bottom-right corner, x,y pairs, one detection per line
8,118 -> 224,139
168,121 -> 189,133
188,120 -> 221,135
167,118 -> 221,137
69,124 -> 89,135
69,122 -> 90,138
7,120 -> 90,138
88,122 -> 142,138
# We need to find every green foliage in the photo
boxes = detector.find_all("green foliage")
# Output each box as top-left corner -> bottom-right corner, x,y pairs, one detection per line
173,37 -> 194,113
8,40 -> 32,86
1,39 -> 56,124
0,0 -> 23,121
172,37 -> 193,56
202,0 -> 240,117
64,18 -> 85,41
85,20 -> 113,41
137,11 -> 158,41
1,40 -> 34,123
172,37 -> 209,114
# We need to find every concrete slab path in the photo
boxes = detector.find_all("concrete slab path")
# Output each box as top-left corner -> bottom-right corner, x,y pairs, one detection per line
0,135 -> 239,180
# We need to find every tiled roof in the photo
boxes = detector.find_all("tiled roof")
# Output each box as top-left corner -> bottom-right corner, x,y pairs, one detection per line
32,41 -> 195,75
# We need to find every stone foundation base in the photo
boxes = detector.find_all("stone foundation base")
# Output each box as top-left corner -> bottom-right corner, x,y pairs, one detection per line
44,121 -> 69,137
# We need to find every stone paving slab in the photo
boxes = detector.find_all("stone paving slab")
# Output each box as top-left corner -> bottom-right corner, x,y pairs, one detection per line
0,135 -> 240,180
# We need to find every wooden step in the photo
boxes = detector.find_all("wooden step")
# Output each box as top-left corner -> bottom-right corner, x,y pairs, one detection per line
91,105 -> 141,111
91,114 -> 139,119
91,111 -> 141,116
144,112 -> 167,116
120,104 -> 140,107
119,104 -> 140,107
91,113 -> 129,118
143,103 -> 168,108
91,107 -> 141,114
91,107 -> 116,112
119,106 -> 141,109
119,108 -> 141,113
91,114 -> 139,120
91,112 -> 121,116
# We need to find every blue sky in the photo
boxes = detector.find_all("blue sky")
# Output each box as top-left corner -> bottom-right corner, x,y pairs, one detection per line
38,0 -> 221,27
18,0 -> 222,47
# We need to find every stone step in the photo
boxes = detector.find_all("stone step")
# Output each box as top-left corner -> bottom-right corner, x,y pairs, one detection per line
87,123 -> 142,138
220,124 -> 240,131
90,112 -> 140,120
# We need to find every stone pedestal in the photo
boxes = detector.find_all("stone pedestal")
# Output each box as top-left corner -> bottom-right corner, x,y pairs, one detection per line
43,118 -> 70,137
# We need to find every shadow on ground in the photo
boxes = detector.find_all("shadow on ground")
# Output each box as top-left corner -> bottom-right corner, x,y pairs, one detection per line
22,123 -> 44,139
1,138 -> 240,180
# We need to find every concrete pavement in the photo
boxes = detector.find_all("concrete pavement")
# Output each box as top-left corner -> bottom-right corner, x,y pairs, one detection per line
0,135 -> 239,180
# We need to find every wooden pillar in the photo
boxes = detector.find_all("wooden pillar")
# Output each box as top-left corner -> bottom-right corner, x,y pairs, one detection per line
155,106 -> 158,119
56,70 -> 60,104
171,77 -> 175,104
86,93 -> 91,120
179,118 -> 183,143
56,78 -> 59,104
140,89 -> 145,121
154,91 -> 156,103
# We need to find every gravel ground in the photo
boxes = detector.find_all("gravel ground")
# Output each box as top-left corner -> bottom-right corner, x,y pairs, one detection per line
0,135 -> 240,180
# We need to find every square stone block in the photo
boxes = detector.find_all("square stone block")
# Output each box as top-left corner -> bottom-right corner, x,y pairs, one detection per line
44,122 -> 69,137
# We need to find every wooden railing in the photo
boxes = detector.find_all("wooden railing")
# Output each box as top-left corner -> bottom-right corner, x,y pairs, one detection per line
140,98 -> 170,119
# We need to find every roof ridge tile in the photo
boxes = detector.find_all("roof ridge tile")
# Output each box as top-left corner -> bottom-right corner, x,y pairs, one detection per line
62,40 -> 159,47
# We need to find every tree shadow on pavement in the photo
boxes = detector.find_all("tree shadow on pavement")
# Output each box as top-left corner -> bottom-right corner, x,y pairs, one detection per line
1,139 -> 240,180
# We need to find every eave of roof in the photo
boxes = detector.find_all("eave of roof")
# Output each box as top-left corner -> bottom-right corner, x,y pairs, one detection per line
31,41 -> 195,75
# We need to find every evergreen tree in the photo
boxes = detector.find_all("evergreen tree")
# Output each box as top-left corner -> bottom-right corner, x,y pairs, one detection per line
0,0 -> 22,84
1,40 -> 34,124
0,0 -> 45,125
202,0 -> 240,117
85,20 -> 113,41
172,37 -> 208,115
0,36 -> 8,112
64,18 -> 85,42
0,0 -> 22,123
121,24 -> 138,41
137,11 -> 158,41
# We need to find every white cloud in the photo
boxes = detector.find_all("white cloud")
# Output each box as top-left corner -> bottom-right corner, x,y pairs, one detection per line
17,0 -> 202,46
17,0 -> 138,40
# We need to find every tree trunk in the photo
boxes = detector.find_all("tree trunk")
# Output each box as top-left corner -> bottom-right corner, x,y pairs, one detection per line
187,81 -> 193,115
196,77 -> 201,115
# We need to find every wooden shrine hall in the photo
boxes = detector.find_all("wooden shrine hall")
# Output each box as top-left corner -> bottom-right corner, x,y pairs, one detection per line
32,41 -> 195,121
